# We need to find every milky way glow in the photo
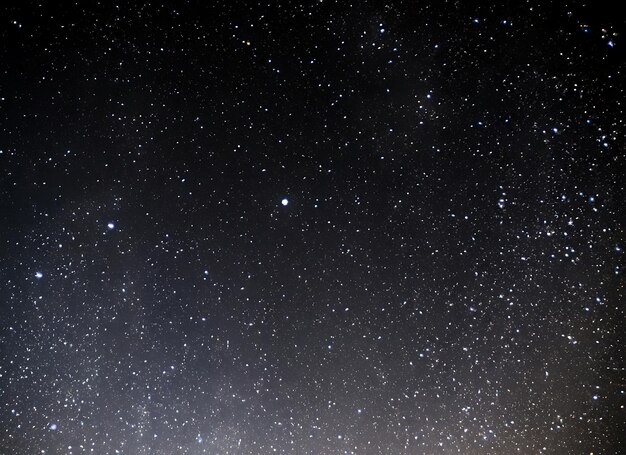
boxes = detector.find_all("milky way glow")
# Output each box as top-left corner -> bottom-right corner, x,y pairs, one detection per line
1,1 -> 623,454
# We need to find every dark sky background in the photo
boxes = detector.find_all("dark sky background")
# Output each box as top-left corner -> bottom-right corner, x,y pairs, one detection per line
1,1 -> 624,454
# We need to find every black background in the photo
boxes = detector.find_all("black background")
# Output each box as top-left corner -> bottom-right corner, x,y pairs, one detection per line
1,1 -> 624,453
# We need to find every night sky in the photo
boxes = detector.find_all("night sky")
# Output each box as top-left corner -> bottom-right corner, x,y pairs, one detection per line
1,1 -> 624,454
